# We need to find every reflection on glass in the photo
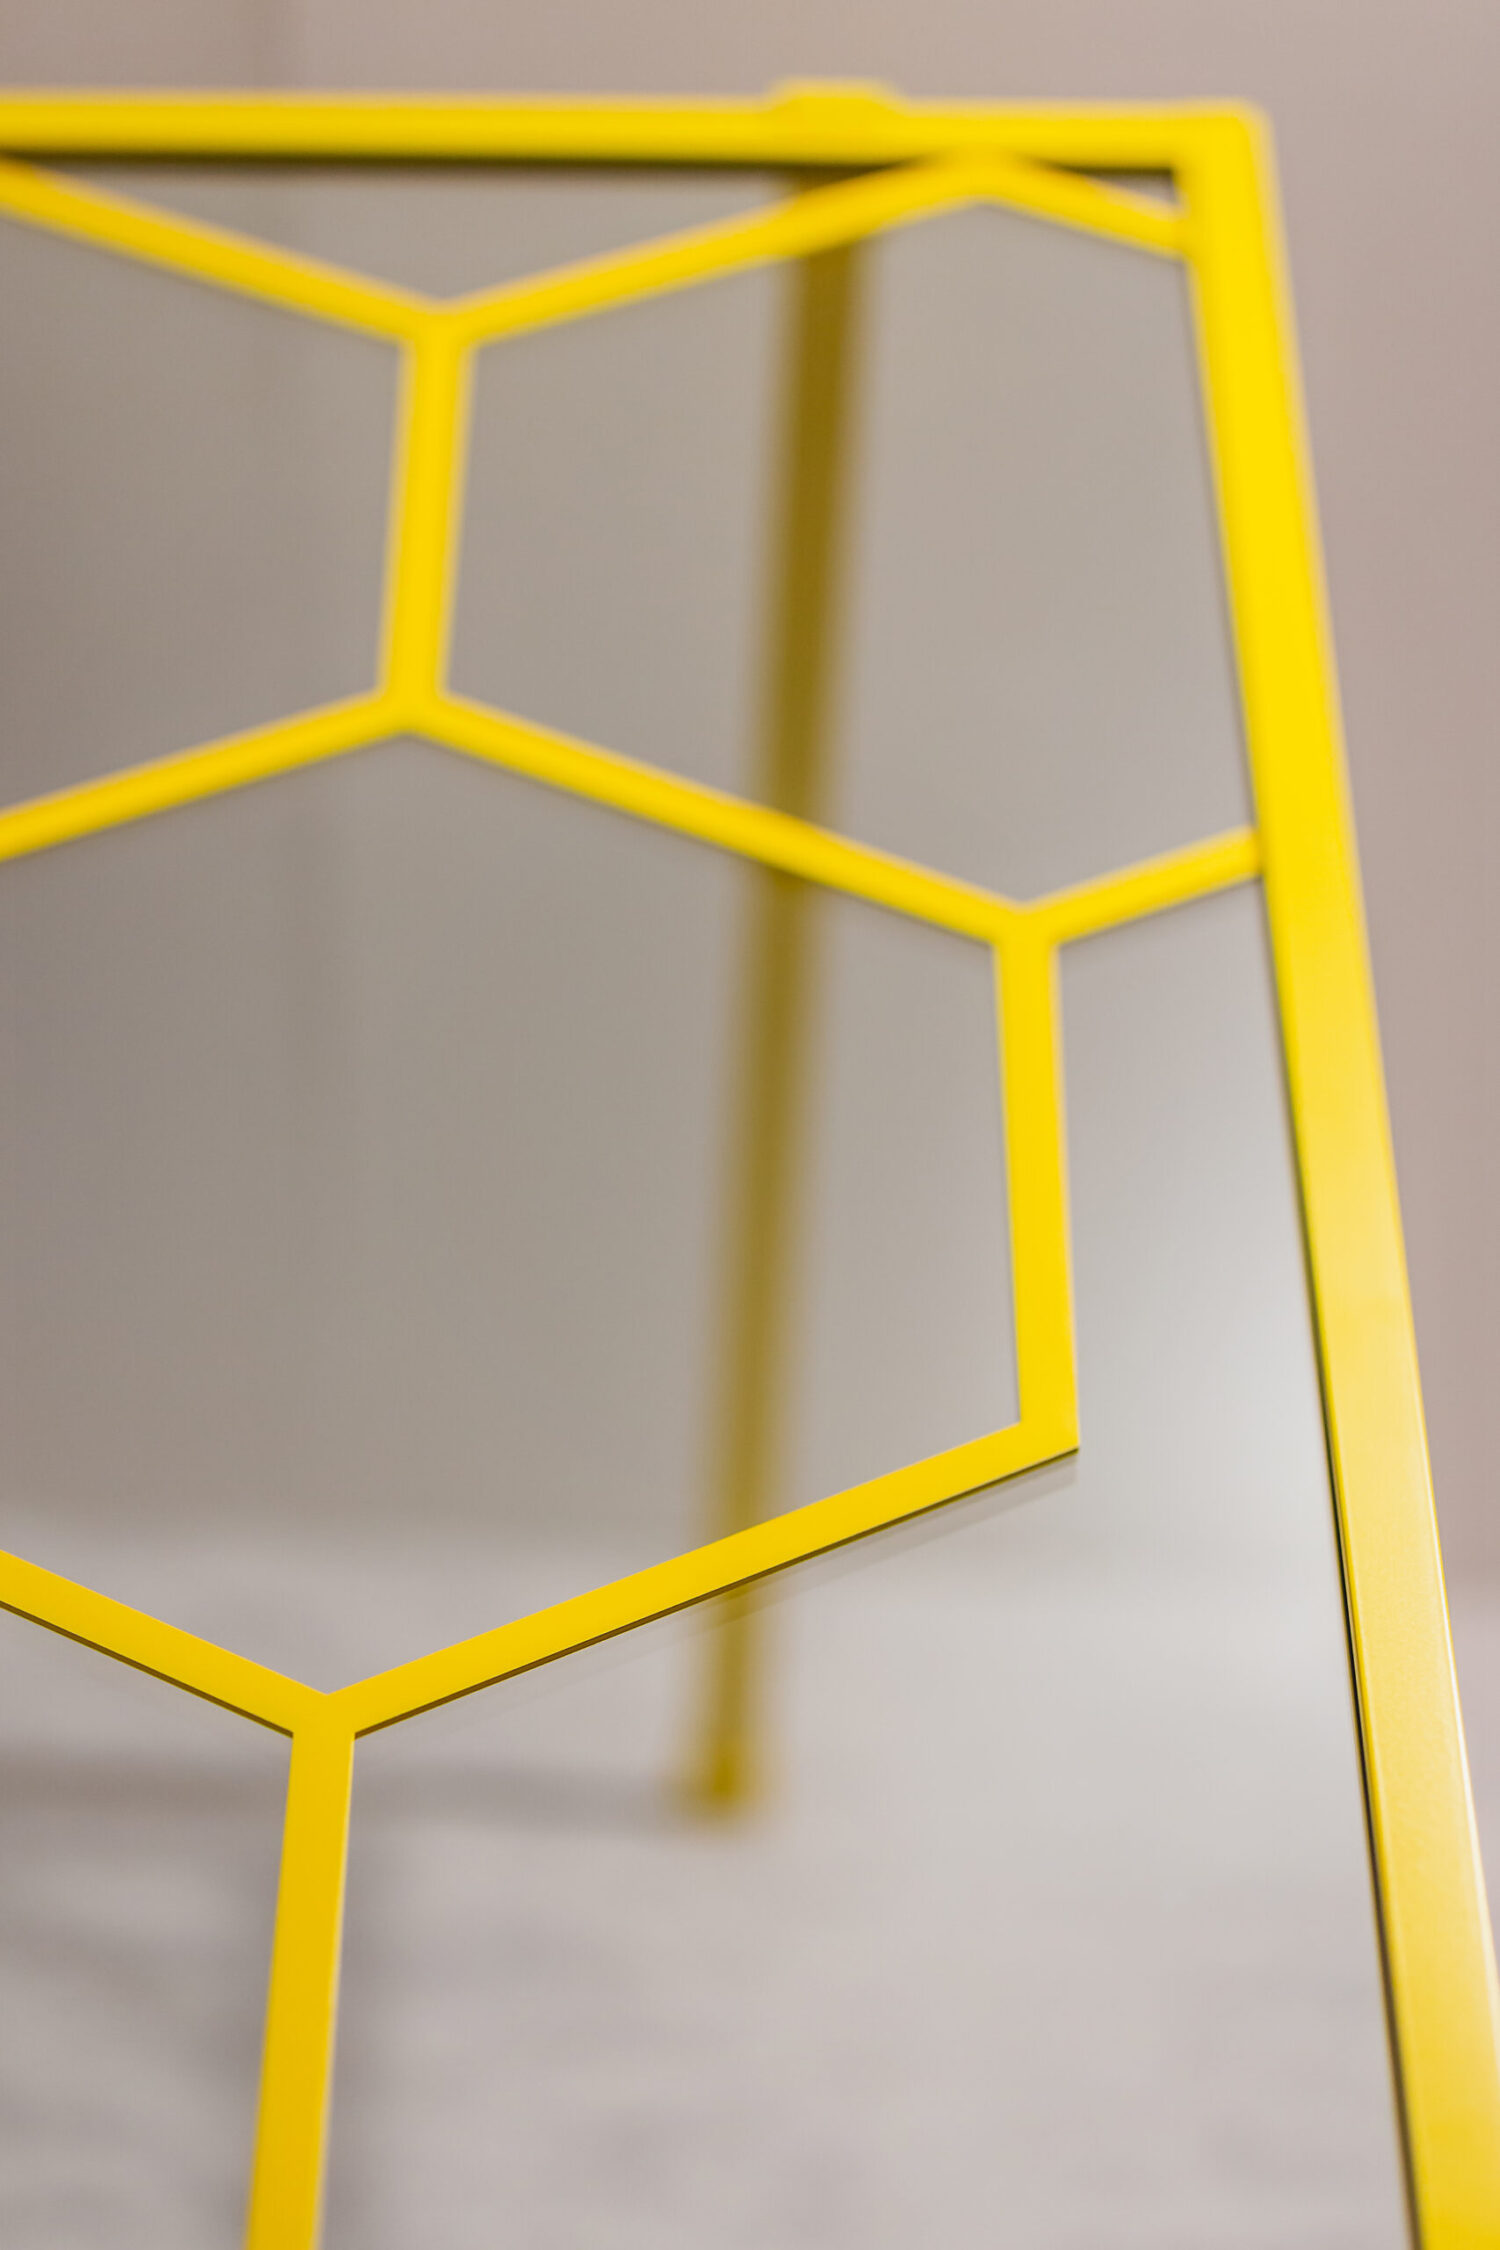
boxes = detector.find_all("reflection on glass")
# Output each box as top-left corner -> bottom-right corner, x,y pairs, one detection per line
0,1613 -> 284,2249
327,887 -> 1405,2250
0,741 -> 1008,1690
840,205 -> 1249,898
452,264 -> 781,801
0,210 -> 393,802
0,151 -> 1406,2248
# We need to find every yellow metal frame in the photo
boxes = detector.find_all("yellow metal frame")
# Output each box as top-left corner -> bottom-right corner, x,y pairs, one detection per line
0,81 -> 1491,2248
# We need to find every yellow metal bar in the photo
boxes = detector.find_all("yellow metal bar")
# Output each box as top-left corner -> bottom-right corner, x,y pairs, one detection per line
0,1546 -> 314,1731
997,929 -> 1079,1445
1027,824 -> 1260,944
244,1711 -> 356,2250
0,697 -> 1257,939
0,695 -> 391,866
972,158 -> 1183,255
381,330 -> 473,706
0,155 -> 422,336
1186,111 -> 1500,2245
446,159 -> 957,343
427,692 -> 1017,941
0,89 -> 1235,172
334,1419 -> 1067,1737
687,229 -> 866,1813
445,153 -> 1178,350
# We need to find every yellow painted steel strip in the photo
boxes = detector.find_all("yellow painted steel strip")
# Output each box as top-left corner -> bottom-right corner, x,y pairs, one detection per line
444,159 -> 966,342
0,1547 -> 314,1731
0,154 -> 423,336
997,929 -> 1078,1444
0,696 -> 392,865
244,1712 -> 355,2250
1027,825 -> 1260,944
447,154 -> 1178,347
334,1418 -> 1071,1735
974,158 -> 1183,255
0,711 -> 1262,940
0,88 -> 1221,171
424,691 -> 1017,941
1187,112 -> 1500,2245
382,333 -> 473,701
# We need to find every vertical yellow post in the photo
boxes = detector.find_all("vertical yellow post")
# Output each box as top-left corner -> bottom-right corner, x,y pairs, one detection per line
243,1712 -> 356,2250
685,228 -> 866,1811
382,320 -> 474,716
995,927 -> 1078,1456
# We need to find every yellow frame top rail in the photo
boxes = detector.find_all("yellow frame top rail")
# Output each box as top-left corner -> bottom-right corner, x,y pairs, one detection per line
0,84 -> 1491,2250
0,84 -> 1242,167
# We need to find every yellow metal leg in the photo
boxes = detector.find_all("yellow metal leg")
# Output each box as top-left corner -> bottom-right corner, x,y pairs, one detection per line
685,231 -> 866,1813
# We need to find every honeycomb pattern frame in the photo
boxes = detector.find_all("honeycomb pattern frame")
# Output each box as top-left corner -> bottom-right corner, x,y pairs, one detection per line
0,82 -> 1490,2249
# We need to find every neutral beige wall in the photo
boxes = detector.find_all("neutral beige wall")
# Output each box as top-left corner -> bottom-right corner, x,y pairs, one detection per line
3,3 -> 1490,1592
